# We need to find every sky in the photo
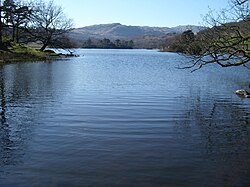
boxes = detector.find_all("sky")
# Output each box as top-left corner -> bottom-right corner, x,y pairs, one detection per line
53,0 -> 230,28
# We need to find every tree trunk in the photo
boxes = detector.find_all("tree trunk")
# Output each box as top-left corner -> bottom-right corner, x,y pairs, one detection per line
40,42 -> 48,51
16,27 -> 19,43
12,26 -> 16,42
40,37 -> 51,51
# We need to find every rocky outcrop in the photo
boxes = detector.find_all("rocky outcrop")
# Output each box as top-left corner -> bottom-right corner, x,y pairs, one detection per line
235,89 -> 250,98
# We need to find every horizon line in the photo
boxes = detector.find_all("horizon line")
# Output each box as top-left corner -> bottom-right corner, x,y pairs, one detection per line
73,22 -> 203,29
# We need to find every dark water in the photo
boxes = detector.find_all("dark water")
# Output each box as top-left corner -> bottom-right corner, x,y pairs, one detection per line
0,49 -> 250,187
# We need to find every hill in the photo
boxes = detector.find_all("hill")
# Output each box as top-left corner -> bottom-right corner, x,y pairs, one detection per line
68,23 -> 205,48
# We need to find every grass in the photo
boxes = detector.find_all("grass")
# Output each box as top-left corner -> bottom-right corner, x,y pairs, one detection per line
0,43 -> 58,64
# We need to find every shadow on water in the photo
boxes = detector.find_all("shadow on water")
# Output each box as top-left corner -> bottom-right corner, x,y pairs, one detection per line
0,67 -> 7,124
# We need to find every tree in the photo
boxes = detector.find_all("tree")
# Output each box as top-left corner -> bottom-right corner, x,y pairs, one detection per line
3,0 -> 16,41
163,30 -> 200,54
28,0 -> 73,51
115,39 -> 121,47
180,30 -> 195,44
51,34 -> 77,49
86,38 -> 92,46
185,0 -> 250,71
129,40 -> 134,48
3,0 -> 31,42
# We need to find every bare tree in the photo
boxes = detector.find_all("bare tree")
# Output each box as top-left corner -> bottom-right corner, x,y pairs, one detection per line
28,0 -> 73,51
185,0 -> 250,71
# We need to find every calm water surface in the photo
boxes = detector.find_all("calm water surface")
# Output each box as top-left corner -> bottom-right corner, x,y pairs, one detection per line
0,49 -> 250,187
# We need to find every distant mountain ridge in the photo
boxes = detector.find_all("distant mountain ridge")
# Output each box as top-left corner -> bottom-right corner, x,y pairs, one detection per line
69,23 -> 206,48
70,23 -> 205,39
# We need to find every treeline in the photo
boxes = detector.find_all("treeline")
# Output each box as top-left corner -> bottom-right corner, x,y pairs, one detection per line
160,30 -> 201,55
0,0 -> 73,51
161,19 -> 250,56
82,38 -> 134,49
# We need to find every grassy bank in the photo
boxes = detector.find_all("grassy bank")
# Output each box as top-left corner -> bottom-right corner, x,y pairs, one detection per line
0,44 -> 61,64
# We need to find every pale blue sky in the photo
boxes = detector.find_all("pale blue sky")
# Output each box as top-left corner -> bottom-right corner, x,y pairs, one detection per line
53,0 -> 230,28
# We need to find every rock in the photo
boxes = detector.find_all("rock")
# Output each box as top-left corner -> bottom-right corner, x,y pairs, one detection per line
44,49 -> 56,54
235,89 -> 250,98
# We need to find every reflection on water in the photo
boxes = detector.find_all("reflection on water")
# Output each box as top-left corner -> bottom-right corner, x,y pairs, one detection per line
179,90 -> 250,186
0,49 -> 249,187
0,63 -> 55,169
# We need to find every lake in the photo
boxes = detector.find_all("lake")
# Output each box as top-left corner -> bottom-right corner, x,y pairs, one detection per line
0,49 -> 250,187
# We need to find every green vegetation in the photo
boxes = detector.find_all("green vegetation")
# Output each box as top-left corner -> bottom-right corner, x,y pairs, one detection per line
161,21 -> 250,56
0,0 -> 73,50
161,30 -> 200,55
82,38 -> 134,49
0,0 -> 74,63
0,43 -> 60,63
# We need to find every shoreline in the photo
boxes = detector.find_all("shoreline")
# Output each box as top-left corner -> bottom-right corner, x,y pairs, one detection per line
0,45 -> 78,64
